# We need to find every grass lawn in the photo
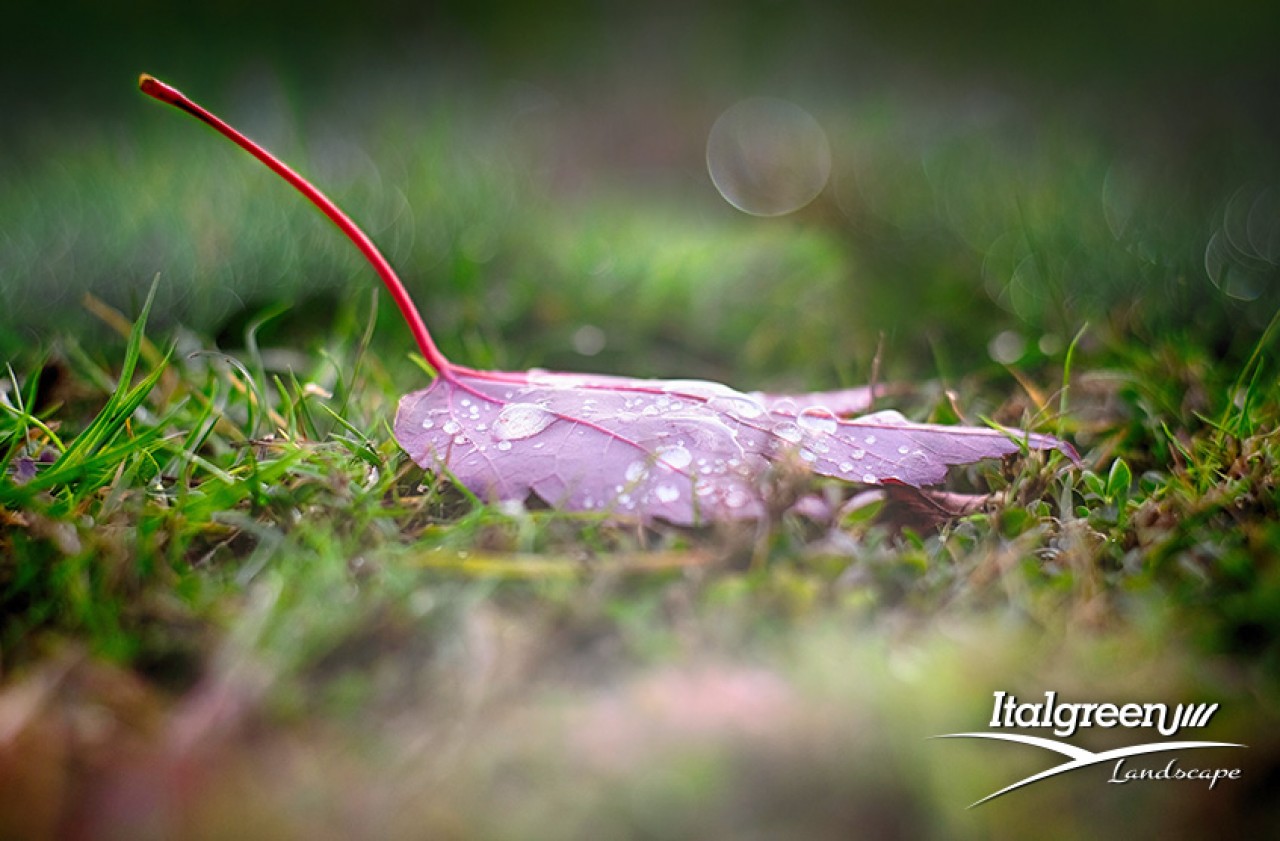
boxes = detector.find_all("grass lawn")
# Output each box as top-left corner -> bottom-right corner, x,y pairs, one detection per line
3,8 -> 1280,838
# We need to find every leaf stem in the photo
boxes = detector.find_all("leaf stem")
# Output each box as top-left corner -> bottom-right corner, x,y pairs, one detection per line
138,74 -> 454,377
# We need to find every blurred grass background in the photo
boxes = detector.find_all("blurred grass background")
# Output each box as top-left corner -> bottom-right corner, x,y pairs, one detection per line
3,1 -> 1278,382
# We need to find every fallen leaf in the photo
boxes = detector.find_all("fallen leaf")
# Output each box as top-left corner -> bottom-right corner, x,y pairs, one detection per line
394,375 -> 1071,525
141,75 -> 1077,526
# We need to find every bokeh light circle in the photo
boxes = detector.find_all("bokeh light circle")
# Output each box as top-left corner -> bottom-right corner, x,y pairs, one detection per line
706,97 -> 831,217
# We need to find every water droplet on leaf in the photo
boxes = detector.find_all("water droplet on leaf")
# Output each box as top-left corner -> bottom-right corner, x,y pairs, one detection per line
709,393 -> 765,420
775,422 -> 803,443
656,444 -> 693,470
494,403 -> 556,440
797,406 -> 838,434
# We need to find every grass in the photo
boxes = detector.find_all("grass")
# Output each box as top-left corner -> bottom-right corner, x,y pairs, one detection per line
2,76 -> 1280,838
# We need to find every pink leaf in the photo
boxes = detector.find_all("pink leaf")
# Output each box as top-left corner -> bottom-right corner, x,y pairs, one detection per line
754,386 -> 877,417
394,373 -> 1075,525
395,372 -> 773,522
142,76 -> 1078,527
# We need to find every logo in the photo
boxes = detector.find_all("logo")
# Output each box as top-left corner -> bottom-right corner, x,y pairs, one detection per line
935,691 -> 1246,807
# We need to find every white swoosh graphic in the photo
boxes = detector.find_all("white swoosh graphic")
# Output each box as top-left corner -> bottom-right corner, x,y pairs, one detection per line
932,732 -> 1246,807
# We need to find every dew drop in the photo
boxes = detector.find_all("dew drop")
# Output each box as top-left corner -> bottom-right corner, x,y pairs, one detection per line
460,399 -> 471,407
655,484 -> 680,503
709,393 -> 765,420
799,449 -> 817,462
864,435 -> 877,445
862,473 -> 876,484
797,406 -> 838,434
656,444 -> 693,470
420,418 -> 434,429
625,460 -> 649,483
442,420 -> 461,435
851,448 -> 866,460
493,403 -> 556,440
496,440 -> 512,452
897,445 -> 910,455
774,422 -> 803,444
771,397 -> 798,415
454,435 -> 468,445
839,461 -> 854,473
662,379 -> 734,400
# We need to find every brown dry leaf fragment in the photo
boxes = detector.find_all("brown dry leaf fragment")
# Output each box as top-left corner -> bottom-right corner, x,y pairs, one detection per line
877,483 -> 993,533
